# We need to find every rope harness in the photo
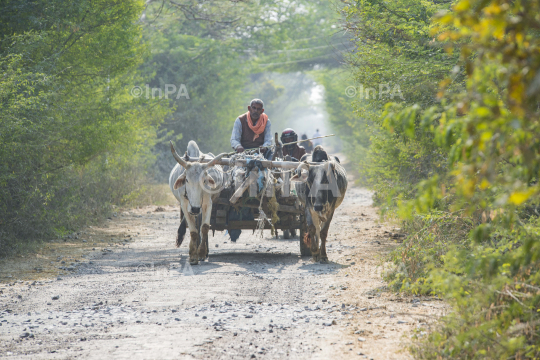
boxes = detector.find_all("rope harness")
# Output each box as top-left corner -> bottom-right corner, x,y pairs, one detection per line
225,152 -> 280,238
256,170 -> 273,239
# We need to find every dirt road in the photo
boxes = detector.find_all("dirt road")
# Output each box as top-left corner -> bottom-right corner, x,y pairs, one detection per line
0,185 -> 446,359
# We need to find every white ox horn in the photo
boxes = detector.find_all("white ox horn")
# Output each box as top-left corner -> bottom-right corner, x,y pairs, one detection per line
204,153 -> 228,168
296,162 -> 310,181
170,141 -> 190,169
296,162 -> 310,172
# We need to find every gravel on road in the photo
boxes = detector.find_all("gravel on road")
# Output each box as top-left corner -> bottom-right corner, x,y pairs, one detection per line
0,186 -> 445,359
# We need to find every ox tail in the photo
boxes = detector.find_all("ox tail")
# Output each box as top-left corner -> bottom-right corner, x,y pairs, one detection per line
303,232 -> 311,248
176,215 -> 187,248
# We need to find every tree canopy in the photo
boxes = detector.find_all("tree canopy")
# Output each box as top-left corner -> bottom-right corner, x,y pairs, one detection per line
327,0 -> 540,357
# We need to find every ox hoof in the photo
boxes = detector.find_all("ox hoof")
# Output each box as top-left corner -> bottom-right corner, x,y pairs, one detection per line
320,257 -> 329,264
312,253 -> 321,262
189,259 -> 199,265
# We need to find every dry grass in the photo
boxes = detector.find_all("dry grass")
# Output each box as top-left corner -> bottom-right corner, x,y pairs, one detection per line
0,182 -> 178,281
122,183 -> 177,208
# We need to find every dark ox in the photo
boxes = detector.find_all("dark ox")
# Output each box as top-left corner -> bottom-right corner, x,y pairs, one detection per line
292,146 -> 347,262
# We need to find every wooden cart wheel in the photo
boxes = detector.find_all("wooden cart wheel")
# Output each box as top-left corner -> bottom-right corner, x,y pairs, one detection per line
299,216 -> 311,256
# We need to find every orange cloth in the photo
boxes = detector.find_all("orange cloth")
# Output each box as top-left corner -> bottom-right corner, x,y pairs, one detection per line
246,111 -> 268,141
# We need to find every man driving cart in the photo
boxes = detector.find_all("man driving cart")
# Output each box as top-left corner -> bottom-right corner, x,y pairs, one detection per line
228,99 -> 273,242
230,99 -> 273,159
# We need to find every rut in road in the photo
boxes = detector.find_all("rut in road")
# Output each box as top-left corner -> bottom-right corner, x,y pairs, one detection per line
0,186 -> 446,359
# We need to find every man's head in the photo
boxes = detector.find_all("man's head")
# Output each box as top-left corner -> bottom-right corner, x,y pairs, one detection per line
281,128 -> 298,145
248,99 -> 264,121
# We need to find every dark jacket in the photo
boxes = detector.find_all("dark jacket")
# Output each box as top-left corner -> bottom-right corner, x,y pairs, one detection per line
238,113 -> 266,149
301,140 -> 314,153
283,144 -> 306,161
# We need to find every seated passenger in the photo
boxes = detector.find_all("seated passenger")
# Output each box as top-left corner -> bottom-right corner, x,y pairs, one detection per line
300,133 -> 314,154
281,128 -> 306,161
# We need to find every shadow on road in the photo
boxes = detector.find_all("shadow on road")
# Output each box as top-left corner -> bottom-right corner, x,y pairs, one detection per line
87,247 -> 342,277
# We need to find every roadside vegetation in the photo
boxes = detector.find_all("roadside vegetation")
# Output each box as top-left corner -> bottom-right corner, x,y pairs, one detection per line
4,0 -> 538,357
326,0 -> 540,358
0,0 -> 168,255
0,0 -> 342,255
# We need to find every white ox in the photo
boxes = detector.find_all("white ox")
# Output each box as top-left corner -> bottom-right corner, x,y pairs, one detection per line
169,140 -> 227,265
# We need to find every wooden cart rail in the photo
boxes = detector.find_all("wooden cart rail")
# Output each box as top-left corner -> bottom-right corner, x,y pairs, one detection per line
213,198 -> 302,214
211,220 -> 302,231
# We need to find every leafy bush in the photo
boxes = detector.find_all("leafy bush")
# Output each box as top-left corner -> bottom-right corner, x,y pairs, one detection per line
413,217 -> 540,359
0,0 -> 167,255
386,210 -> 474,293
332,0 -> 540,357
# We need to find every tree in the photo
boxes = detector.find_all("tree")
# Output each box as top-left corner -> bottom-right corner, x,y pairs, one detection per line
0,0 -> 168,251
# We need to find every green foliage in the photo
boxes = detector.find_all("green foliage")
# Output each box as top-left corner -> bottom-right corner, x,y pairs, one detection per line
334,0 -> 540,357
385,210 -> 473,293
141,0 -> 342,179
412,217 -> 540,359
328,0 -> 459,205
142,21 -> 247,174
407,0 -> 540,357
430,0 -> 540,209
0,0 -> 168,254
0,0 -> 347,256
315,69 -> 371,182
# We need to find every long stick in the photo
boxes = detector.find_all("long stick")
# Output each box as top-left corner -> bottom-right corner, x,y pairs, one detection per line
279,134 -> 335,147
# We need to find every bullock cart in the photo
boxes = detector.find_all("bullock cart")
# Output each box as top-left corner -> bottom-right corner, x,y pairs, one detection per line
182,156 -> 318,256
